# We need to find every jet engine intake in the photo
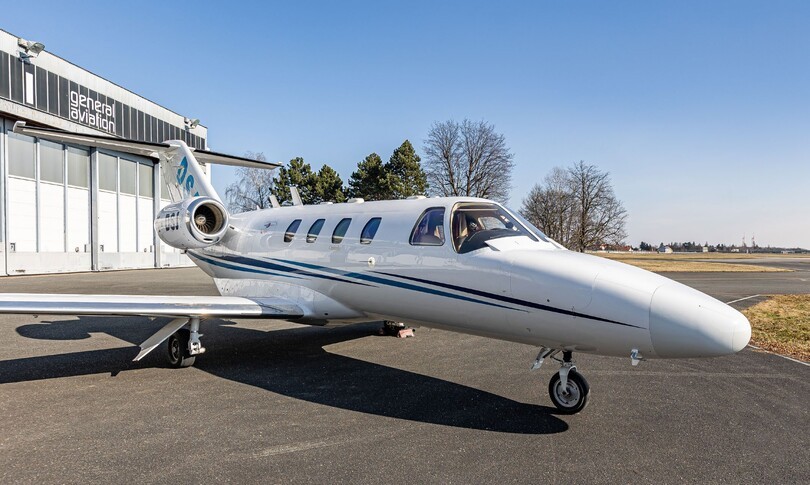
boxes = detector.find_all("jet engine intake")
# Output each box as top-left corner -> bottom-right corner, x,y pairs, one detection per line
155,196 -> 229,250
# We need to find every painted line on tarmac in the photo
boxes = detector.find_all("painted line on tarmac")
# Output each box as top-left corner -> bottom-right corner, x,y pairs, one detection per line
726,294 -> 762,305
747,344 -> 810,367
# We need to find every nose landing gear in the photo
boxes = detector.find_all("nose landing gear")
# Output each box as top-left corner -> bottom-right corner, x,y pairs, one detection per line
532,348 -> 590,414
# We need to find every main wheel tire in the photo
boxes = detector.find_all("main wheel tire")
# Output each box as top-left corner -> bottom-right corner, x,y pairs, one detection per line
167,329 -> 196,368
548,369 -> 590,414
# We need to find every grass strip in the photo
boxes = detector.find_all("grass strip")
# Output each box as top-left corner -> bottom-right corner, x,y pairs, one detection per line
742,295 -> 810,362
596,253 -> 788,272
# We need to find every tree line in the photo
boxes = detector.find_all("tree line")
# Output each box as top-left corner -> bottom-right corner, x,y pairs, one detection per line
226,140 -> 427,210
225,118 -> 629,252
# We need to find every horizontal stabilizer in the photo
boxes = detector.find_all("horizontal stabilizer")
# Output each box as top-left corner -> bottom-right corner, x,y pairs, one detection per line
12,122 -> 280,170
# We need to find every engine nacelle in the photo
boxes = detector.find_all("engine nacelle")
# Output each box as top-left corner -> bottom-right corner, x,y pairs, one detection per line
155,196 -> 229,250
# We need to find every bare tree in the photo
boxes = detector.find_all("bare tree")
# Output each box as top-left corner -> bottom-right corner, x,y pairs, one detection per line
521,161 -> 627,251
520,167 -> 576,248
423,119 -> 514,203
568,161 -> 627,251
224,151 -> 277,212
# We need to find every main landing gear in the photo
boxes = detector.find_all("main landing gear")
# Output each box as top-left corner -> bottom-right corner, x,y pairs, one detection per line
532,348 -> 590,414
166,317 -> 205,368
134,317 -> 206,368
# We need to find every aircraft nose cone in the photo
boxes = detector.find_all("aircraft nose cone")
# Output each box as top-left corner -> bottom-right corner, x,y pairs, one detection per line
649,283 -> 751,358
732,315 -> 752,353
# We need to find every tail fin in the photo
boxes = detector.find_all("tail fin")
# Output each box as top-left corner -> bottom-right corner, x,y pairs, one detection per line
160,141 -> 218,202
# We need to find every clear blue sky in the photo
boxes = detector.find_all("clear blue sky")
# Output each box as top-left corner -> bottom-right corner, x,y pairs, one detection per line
4,1 -> 809,248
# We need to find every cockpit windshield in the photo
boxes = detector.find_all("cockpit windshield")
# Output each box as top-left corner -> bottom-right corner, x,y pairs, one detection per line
508,210 -> 551,243
451,203 -> 537,253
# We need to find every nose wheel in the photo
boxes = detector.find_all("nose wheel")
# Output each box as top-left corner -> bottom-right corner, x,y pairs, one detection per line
533,349 -> 590,414
548,368 -> 589,413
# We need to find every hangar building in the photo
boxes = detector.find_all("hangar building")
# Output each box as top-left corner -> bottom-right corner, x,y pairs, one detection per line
1,29 -> 210,276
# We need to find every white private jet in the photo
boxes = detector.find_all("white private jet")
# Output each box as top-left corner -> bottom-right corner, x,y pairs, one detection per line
0,122 -> 751,414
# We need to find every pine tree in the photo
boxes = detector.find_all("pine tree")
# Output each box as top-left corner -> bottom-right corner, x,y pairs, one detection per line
272,157 -> 318,204
314,165 -> 346,203
347,153 -> 394,200
387,140 -> 427,198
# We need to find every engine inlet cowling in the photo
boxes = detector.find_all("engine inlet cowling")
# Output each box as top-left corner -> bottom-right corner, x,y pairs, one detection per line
155,196 -> 230,250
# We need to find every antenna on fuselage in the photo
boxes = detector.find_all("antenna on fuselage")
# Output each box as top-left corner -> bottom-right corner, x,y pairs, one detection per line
290,186 -> 303,206
269,195 -> 281,209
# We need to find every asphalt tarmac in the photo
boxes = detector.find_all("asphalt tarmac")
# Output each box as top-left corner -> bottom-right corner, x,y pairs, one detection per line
0,263 -> 808,484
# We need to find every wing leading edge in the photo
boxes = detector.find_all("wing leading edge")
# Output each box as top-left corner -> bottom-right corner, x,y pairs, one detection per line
0,294 -> 303,319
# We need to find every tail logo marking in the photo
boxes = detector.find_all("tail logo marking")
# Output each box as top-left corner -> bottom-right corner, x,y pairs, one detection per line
175,157 -> 200,197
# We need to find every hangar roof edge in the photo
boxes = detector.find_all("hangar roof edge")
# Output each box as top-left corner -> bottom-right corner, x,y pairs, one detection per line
0,28 -> 208,131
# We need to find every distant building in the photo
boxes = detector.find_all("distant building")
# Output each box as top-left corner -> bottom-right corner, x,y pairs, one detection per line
658,244 -> 673,254
598,244 -> 633,252
1,29 -> 209,276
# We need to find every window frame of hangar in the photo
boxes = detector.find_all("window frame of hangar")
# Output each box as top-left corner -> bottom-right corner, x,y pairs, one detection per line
410,207 -> 446,247
360,217 -> 382,245
284,219 -> 302,243
97,148 -> 156,253
332,218 -> 352,244
5,128 -> 95,253
306,219 -> 326,243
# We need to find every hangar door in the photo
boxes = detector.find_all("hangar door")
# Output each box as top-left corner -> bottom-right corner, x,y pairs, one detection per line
0,122 -> 5,275
3,119 -> 92,274
96,150 -> 156,270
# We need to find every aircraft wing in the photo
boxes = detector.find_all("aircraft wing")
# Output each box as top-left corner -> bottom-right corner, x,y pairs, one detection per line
0,294 -> 303,319
0,293 -> 305,362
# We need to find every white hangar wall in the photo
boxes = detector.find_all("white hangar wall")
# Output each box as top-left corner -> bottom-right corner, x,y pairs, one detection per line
0,29 -> 211,276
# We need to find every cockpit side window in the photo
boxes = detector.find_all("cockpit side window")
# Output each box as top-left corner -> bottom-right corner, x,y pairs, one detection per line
306,219 -> 326,243
284,219 -> 302,243
332,218 -> 352,244
451,203 -> 536,253
410,207 -> 445,246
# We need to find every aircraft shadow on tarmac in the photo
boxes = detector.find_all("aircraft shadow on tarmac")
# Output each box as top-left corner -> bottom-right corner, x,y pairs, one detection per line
6,317 -> 568,434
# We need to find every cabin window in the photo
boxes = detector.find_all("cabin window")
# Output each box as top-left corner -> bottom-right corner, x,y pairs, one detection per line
284,219 -> 302,243
410,207 -> 445,246
332,218 -> 352,244
360,218 -> 382,245
451,203 -> 536,254
306,219 -> 326,243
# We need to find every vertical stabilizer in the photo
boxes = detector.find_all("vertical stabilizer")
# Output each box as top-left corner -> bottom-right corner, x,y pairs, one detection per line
160,141 -> 220,203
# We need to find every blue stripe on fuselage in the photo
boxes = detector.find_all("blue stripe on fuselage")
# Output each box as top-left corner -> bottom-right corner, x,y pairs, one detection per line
188,250 -> 298,278
268,258 -> 520,311
190,251 -> 371,286
373,271 -> 643,329
268,258 -> 641,329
